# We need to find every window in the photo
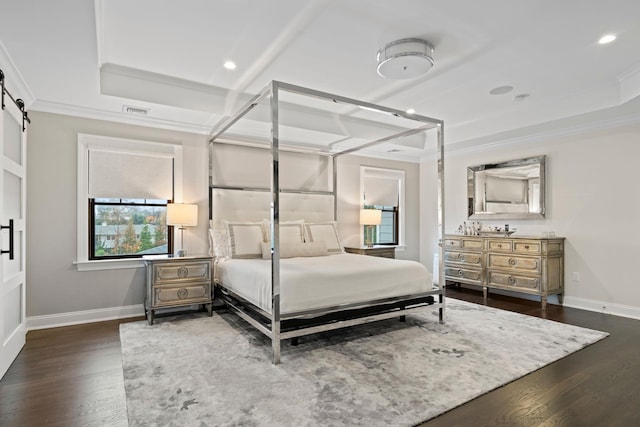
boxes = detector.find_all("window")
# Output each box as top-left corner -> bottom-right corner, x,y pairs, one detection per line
89,198 -> 172,259
361,167 -> 405,247
364,204 -> 398,245
77,134 -> 183,270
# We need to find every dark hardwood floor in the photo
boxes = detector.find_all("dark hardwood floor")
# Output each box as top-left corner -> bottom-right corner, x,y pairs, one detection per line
1,287 -> 639,426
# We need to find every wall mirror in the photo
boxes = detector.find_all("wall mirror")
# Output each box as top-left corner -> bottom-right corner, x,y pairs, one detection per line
467,155 -> 545,220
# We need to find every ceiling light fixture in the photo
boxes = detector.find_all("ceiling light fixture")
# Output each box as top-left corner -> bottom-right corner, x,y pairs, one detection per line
406,108 -> 416,114
598,34 -> 616,44
223,60 -> 237,70
377,38 -> 434,79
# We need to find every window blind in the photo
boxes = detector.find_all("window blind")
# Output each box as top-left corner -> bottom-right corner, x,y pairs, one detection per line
88,149 -> 173,200
364,177 -> 399,207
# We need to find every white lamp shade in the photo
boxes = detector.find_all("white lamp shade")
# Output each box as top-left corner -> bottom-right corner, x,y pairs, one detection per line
167,203 -> 198,226
360,209 -> 382,226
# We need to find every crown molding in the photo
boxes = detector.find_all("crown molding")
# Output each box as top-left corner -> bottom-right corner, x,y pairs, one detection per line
30,99 -> 212,135
420,101 -> 640,162
619,62 -> 640,104
0,40 -> 36,108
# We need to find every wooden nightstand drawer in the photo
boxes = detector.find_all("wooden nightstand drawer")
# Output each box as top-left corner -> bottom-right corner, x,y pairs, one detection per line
153,282 -> 211,307
143,255 -> 214,325
153,261 -> 211,284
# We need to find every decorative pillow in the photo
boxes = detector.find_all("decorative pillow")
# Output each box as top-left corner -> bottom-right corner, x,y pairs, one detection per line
260,241 -> 328,259
225,221 -> 267,259
209,228 -> 230,259
262,219 -> 305,245
304,221 -> 344,254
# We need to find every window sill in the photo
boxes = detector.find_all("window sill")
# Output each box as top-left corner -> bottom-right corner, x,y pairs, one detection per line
74,258 -> 145,272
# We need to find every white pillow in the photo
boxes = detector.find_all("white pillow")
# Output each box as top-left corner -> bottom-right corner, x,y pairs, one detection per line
260,241 -> 328,259
209,228 -> 230,259
225,221 -> 267,259
262,219 -> 305,245
304,221 -> 344,254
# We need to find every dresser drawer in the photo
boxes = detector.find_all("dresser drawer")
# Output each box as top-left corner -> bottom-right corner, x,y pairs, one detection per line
153,261 -> 211,284
443,237 -> 483,250
153,282 -> 212,307
487,254 -> 541,273
444,250 -> 482,267
444,266 -> 482,285
487,271 -> 540,291
487,239 -> 513,252
514,240 -> 542,254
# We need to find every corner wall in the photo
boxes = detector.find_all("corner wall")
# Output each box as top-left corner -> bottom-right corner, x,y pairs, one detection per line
420,122 -> 640,318
26,111 -> 421,326
26,111 -> 209,320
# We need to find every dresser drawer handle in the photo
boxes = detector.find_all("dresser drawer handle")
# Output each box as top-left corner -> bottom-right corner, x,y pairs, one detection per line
508,258 -> 517,266
448,241 -> 455,246
458,254 -> 464,261
177,266 -> 188,278
497,244 -> 503,248
457,269 -> 464,277
524,245 -> 530,249
508,276 -> 515,285
177,288 -> 188,299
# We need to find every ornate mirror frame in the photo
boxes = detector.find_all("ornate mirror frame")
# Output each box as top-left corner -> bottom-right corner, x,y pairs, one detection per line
467,155 -> 546,220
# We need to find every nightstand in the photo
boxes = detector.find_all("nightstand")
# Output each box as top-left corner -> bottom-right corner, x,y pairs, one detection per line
143,254 -> 213,325
344,245 -> 396,259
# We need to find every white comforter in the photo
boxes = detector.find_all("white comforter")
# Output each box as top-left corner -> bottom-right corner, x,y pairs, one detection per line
216,253 -> 432,315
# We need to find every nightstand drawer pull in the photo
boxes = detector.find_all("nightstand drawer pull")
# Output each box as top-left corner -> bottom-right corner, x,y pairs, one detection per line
458,269 -> 464,277
509,258 -> 517,266
177,266 -> 189,278
524,245 -> 530,249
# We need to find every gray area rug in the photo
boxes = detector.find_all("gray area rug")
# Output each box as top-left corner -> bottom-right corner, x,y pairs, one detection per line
120,299 -> 607,426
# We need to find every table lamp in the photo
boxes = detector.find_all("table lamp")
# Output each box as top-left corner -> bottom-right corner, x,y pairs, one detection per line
167,203 -> 198,257
360,209 -> 382,247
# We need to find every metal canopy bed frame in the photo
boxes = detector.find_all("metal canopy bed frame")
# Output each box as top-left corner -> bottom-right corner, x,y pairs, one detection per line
209,81 -> 446,364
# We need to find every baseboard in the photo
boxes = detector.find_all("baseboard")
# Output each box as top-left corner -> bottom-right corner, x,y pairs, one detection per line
26,304 -> 145,331
449,284 -> 640,320
562,296 -> 640,320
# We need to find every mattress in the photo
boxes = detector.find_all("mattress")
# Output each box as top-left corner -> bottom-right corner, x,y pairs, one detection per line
216,253 -> 432,315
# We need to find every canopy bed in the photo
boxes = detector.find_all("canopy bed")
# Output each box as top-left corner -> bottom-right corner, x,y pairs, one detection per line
208,81 -> 445,364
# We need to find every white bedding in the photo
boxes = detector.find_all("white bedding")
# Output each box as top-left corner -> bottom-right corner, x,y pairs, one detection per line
216,253 -> 432,315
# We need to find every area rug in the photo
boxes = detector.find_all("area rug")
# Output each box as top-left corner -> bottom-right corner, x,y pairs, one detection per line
120,299 -> 607,427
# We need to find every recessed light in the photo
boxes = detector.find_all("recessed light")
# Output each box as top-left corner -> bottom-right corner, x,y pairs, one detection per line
489,85 -> 514,95
223,61 -> 237,70
598,34 -> 616,44
406,108 -> 415,114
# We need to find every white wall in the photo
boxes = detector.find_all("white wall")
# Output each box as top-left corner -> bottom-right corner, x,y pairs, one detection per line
337,155 -> 420,261
26,112 -> 421,325
26,112 -> 209,320
420,122 -> 640,318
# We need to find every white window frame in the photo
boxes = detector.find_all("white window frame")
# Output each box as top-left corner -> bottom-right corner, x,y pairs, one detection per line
75,134 -> 183,271
360,166 -> 406,250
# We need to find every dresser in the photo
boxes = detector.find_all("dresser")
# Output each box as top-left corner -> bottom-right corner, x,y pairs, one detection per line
143,254 -> 213,325
344,245 -> 396,259
443,235 -> 564,310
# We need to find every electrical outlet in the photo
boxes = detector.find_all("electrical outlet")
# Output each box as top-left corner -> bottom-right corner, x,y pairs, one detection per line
572,272 -> 580,282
